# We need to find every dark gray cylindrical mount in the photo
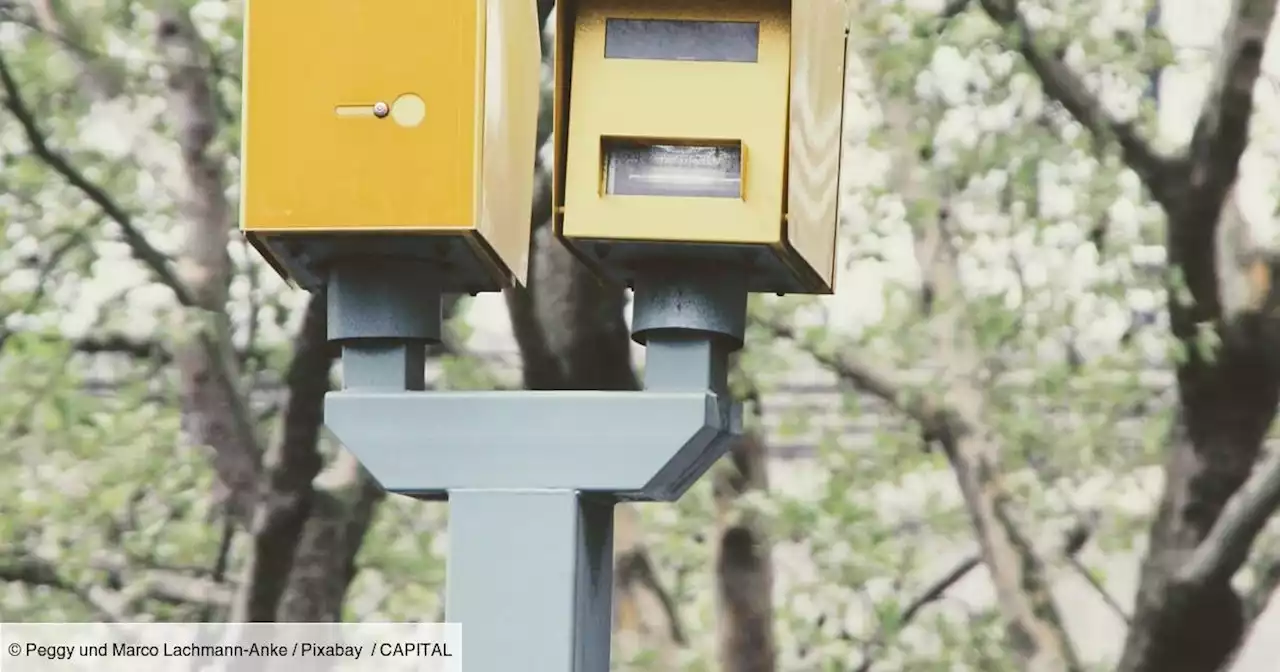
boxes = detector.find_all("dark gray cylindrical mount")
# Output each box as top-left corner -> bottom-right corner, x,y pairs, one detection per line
327,257 -> 443,343
631,265 -> 749,350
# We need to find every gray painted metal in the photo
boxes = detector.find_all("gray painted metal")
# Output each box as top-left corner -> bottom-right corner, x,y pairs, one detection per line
643,337 -> 731,395
339,345 -> 426,391
632,267 -> 748,348
564,237 -> 814,294
327,259 -> 439,391
324,266 -> 746,671
325,389 -> 738,500
446,490 -> 614,672
328,259 -> 443,342
260,233 -> 505,293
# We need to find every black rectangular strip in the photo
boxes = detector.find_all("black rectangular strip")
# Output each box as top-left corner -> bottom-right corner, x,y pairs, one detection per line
604,18 -> 760,63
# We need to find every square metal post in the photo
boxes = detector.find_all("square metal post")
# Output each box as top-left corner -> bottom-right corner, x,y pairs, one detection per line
445,490 -> 614,670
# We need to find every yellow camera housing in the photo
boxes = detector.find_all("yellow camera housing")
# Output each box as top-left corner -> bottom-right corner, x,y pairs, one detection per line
240,0 -> 542,292
554,0 -> 848,294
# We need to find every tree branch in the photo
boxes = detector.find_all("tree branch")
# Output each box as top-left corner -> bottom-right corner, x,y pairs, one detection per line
69,334 -> 270,368
853,556 -> 979,672
772,311 -> 1082,670
791,94 -> 1079,667
615,548 -> 687,646
200,512 -> 235,622
1182,0 -> 1275,208
1163,0 -> 1275,324
899,83 -> 1083,666
24,0 -> 125,100
976,0 -> 1176,206
0,51 -> 192,306
853,516 -> 1097,672
756,316 -> 955,439
0,549 -> 233,619
1177,449 -> 1280,586
1064,554 -> 1131,626
0,220 -> 91,350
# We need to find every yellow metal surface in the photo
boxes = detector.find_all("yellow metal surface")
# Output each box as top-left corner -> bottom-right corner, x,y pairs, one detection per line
785,0 -> 847,292
557,0 -> 792,246
240,0 -> 482,233
476,0 -> 543,285
552,0 -> 576,234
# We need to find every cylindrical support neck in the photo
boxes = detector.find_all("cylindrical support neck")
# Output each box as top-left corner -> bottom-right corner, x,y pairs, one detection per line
631,266 -> 748,348
630,266 -> 748,395
327,258 -> 443,391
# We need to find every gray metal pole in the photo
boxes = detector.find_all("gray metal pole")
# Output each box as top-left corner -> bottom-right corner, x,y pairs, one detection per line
324,261 -> 747,671
445,490 -> 615,670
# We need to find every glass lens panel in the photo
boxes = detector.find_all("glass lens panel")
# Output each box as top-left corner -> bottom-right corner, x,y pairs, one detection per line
603,141 -> 742,199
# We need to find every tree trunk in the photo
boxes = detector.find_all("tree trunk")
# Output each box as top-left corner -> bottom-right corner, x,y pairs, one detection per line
157,3 -> 263,529
233,291 -> 327,621
1115,3 -> 1280,668
277,453 -> 385,622
1118,203 -> 1280,672
713,432 -> 776,672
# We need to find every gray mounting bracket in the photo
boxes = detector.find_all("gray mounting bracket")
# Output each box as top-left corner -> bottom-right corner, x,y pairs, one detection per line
321,258 -> 747,671
325,389 -> 739,500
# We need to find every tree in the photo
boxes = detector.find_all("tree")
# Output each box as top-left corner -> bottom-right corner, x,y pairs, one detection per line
751,0 -> 1280,669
